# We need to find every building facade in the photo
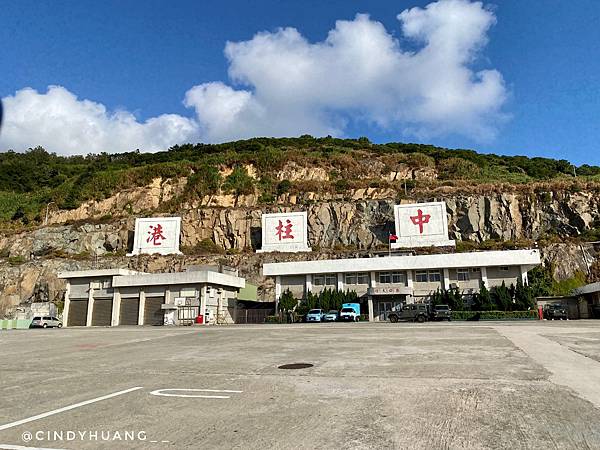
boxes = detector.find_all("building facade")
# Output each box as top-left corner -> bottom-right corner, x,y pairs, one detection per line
263,249 -> 541,321
59,267 -> 245,327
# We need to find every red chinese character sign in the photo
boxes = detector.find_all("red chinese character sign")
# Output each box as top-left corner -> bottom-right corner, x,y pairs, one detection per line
392,202 -> 455,249
130,217 -> 182,255
258,212 -> 311,253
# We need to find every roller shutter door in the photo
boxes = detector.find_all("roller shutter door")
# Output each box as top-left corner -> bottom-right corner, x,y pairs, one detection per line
68,299 -> 88,326
144,297 -> 165,326
92,299 -> 113,326
119,298 -> 140,325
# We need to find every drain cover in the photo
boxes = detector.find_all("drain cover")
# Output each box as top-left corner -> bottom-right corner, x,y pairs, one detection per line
278,363 -> 314,370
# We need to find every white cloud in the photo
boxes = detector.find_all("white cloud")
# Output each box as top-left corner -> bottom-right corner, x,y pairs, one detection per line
0,86 -> 198,155
0,0 -> 507,155
187,0 -> 507,142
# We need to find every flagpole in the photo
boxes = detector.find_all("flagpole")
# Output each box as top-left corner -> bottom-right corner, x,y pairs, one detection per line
388,234 -> 391,257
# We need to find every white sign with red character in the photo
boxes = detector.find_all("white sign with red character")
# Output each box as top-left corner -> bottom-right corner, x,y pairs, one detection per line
392,201 -> 455,248
130,217 -> 182,255
258,212 -> 311,253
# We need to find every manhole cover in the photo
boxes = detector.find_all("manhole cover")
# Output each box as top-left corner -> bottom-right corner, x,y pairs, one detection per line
278,363 -> 314,370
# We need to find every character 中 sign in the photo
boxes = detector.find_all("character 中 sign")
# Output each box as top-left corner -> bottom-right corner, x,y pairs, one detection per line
130,217 -> 182,255
392,202 -> 455,248
258,212 -> 311,253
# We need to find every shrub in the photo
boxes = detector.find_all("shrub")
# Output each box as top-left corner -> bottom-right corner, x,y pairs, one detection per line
276,179 -> 292,195
264,315 -> 281,323
222,166 -> 254,196
8,256 -> 26,265
438,157 -> 482,180
181,239 -> 224,256
452,310 -> 537,320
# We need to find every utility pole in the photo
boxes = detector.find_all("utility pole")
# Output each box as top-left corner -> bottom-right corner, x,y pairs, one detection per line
44,202 -> 56,225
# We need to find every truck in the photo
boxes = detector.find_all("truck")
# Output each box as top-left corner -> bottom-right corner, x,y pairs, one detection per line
339,303 -> 360,322
388,304 -> 429,323
431,304 -> 452,321
544,303 -> 568,320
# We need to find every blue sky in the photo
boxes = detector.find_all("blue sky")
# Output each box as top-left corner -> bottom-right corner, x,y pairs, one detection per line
0,0 -> 599,165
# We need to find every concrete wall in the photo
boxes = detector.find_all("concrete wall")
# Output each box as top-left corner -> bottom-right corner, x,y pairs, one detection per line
272,262 -> 531,308
342,282 -> 370,296
69,278 -> 90,299
413,281 -> 444,297
487,266 -> 522,287
281,275 -> 307,298
448,269 -> 481,290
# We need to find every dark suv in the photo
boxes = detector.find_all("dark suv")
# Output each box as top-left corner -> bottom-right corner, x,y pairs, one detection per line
544,304 -> 568,320
388,304 -> 429,323
431,304 -> 452,321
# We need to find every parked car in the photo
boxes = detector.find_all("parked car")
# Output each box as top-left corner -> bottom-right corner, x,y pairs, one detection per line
388,304 -> 429,323
431,304 -> 452,321
339,303 -> 361,322
306,309 -> 325,322
544,304 -> 568,320
30,316 -> 62,328
322,310 -> 339,322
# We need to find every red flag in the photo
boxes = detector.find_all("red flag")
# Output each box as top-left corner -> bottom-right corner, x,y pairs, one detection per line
389,234 -> 398,242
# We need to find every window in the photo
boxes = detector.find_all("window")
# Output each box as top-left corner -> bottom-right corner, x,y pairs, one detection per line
392,272 -> 406,284
457,268 -> 470,281
471,267 -> 481,273
378,272 -> 391,284
428,270 -> 441,282
500,266 -> 510,272
102,279 -> 112,289
345,272 -> 368,285
415,270 -> 428,282
378,272 -> 405,284
314,274 -> 336,286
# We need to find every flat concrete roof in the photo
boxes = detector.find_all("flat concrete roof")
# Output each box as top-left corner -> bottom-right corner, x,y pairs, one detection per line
58,269 -> 142,279
574,282 -> 600,296
262,249 -> 541,276
112,270 -> 245,289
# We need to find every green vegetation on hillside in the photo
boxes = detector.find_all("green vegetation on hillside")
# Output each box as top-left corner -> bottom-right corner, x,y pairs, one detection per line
1,136 -> 599,225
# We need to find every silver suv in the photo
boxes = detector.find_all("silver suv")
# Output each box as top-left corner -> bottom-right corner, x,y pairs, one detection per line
30,316 -> 63,328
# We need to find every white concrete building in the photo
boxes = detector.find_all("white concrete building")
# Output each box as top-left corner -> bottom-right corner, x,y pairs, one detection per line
263,249 -> 541,321
59,267 -> 245,327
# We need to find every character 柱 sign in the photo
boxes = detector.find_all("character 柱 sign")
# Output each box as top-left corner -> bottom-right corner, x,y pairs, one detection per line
258,212 -> 311,253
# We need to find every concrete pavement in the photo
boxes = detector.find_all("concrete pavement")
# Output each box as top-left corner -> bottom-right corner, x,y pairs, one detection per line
1,321 -> 600,449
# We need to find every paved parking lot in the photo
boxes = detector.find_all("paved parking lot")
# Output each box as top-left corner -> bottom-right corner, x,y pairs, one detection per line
1,321 -> 600,449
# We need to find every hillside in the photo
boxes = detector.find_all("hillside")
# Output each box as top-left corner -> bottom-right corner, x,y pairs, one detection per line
1,136 -> 600,226
0,137 -> 599,317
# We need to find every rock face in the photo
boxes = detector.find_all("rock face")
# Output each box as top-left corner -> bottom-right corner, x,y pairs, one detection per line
2,192 -> 599,256
1,184 -> 599,315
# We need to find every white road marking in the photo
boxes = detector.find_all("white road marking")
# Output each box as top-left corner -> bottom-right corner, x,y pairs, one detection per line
150,388 -> 243,399
0,445 -> 65,450
0,387 -> 143,432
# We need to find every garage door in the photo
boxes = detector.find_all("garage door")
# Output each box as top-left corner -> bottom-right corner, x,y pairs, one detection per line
144,297 -> 164,326
92,299 -> 113,326
67,299 -> 88,326
119,298 -> 140,325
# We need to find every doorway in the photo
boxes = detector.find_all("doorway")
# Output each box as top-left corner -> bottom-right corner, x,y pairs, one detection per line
379,302 -> 392,321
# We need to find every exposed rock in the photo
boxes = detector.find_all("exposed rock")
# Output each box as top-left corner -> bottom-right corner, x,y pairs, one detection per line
276,162 -> 330,181
1,181 -> 600,316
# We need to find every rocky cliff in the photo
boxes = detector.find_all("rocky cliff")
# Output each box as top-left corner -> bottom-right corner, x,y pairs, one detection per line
1,176 -> 598,316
